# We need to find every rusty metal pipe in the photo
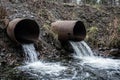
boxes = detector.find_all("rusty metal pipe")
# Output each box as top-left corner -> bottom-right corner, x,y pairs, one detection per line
7,18 -> 40,44
51,20 -> 86,41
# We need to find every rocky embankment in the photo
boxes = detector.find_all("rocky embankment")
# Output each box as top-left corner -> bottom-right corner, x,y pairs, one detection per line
0,0 -> 120,79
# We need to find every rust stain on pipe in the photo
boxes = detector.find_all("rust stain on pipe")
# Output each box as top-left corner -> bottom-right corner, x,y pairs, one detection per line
51,20 -> 86,41
7,18 -> 40,44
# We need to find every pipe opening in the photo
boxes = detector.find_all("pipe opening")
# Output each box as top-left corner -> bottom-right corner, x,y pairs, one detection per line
73,21 -> 86,36
14,19 -> 39,44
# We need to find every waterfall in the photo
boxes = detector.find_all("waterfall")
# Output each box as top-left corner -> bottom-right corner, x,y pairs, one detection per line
18,44 -> 67,78
22,44 -> 38,63
19,41 -> 120,79
70,41 -> 94,57
70,41 -> 120,69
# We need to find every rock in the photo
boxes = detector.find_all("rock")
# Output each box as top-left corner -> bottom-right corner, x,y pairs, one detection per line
1,60 -> 7,67
1,48 -> 6,52
104,47 -> 110,50
60,41 -> 74,53
0,56 -> 2,60
109,48 -> 120,57
0,52 -> 5,57
98,48 -> 105,51
99,47 -> 110,51
42,32 -> 47,37
110,48 -> 119,52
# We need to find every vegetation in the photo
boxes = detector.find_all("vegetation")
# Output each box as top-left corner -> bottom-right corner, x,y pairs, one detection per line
0,0 -> 120,79
52,0 -> 120,6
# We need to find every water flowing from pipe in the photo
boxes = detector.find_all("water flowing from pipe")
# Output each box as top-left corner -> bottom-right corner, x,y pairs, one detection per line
22,44 -> 38,63
70,41 -> 94,57
17,42 -> 120,79
18,44 -> 67,79
70,41 -> 120,70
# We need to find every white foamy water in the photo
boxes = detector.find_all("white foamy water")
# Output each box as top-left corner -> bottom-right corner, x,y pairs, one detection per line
81,56 -> 120,69
22,44 -> 38,63
70,41 -> 94,57
20,44 -> 67,77
19,61 -> 67,76
70,41 -> 120,70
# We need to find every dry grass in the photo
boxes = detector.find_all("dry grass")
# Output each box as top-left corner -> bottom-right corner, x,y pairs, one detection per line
0,6 -> 7,19
43,23 -> 58,40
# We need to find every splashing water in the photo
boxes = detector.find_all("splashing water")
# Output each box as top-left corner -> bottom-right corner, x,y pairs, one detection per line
19,44 -> 67,78
70,41 -> 94,57
18,42 -> 120,80
70,41 -> 120,70
19,61 -> 66,76
81,56 -> 120,69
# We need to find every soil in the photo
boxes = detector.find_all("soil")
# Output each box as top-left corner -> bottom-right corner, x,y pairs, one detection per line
0,0 -> 120,79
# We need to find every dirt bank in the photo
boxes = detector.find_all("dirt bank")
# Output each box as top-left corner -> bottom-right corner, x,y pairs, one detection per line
0,0 -> 120,79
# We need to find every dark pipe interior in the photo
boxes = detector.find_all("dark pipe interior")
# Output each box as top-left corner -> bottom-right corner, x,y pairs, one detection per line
73,21 -> 86,36
14,19 -> 39,44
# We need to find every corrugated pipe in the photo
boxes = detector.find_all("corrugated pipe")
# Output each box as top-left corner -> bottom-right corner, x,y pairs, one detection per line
51,20 -> 86,41
7,18 -> 40,44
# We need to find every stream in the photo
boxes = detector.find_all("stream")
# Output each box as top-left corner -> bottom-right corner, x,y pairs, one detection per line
18,41 -> 120,80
